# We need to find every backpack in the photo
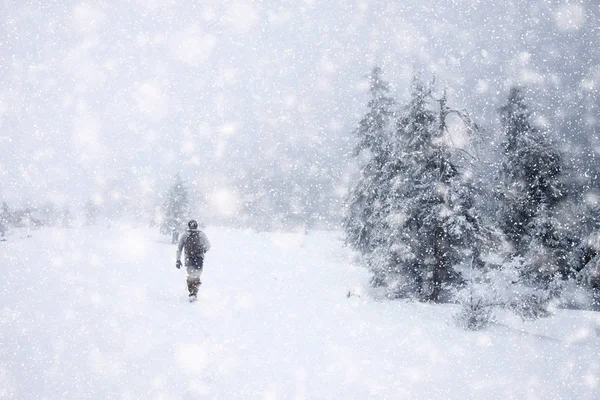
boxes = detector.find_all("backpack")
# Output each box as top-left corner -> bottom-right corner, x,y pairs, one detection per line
184,231 -> 205,262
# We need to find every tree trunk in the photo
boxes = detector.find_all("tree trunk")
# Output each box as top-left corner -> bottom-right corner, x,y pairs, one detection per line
430,225 -> 445,302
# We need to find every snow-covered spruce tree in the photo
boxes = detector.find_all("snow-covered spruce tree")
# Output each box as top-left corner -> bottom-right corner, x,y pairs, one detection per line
453,258 -> 496,330
573,211 -> 600,310
160,173 -> 190,236
498,87 -> 565,290
373,79 -> 488,302
455,87 -> 566,328
568,159 -> 600,309
343,66 -> 396,278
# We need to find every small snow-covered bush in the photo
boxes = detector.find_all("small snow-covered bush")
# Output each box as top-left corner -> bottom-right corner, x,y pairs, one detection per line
454,283 -> 495,330
454,256 -> 560,330
491,256 -> 561,320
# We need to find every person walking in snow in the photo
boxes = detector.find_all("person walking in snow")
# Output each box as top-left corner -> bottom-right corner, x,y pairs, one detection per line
176,219 -> 211,302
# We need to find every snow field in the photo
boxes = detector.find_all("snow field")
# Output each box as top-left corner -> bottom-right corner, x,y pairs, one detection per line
0,226 -> 599,399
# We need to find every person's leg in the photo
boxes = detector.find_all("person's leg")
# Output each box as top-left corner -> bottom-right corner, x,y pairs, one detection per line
186,266 -> 203,297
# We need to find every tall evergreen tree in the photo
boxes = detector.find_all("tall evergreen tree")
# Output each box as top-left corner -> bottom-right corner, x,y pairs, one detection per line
498,87 -> 565,286
160,173 -> 190,235
343,67 -> 396,258
372,80 -> 488,302
569,146 -> 600,309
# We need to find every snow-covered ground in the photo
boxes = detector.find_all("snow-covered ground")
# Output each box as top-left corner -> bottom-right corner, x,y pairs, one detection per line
1,226 -> 599,399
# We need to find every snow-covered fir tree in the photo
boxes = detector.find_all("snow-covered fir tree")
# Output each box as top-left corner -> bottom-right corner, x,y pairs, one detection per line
160,173 -> 190,235
498,87 -> 566,286
343,66 -> 396,257
371,79 -> 488,302
456,87 -> 568,328
568,152 -> 600,309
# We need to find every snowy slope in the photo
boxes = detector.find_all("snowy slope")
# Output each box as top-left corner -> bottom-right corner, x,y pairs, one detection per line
1,226 -> 599,399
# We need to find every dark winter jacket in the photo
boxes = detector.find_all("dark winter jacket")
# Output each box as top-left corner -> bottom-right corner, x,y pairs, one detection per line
176,229 -> 211,269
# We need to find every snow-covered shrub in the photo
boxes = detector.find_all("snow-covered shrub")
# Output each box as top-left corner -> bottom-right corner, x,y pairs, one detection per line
576,254 -> 600,310
454,278 -> 495,330
493,257 -> 561,320
454,256 -> 561,330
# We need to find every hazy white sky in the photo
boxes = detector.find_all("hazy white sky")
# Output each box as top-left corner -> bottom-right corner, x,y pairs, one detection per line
1,0 -> 597,214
